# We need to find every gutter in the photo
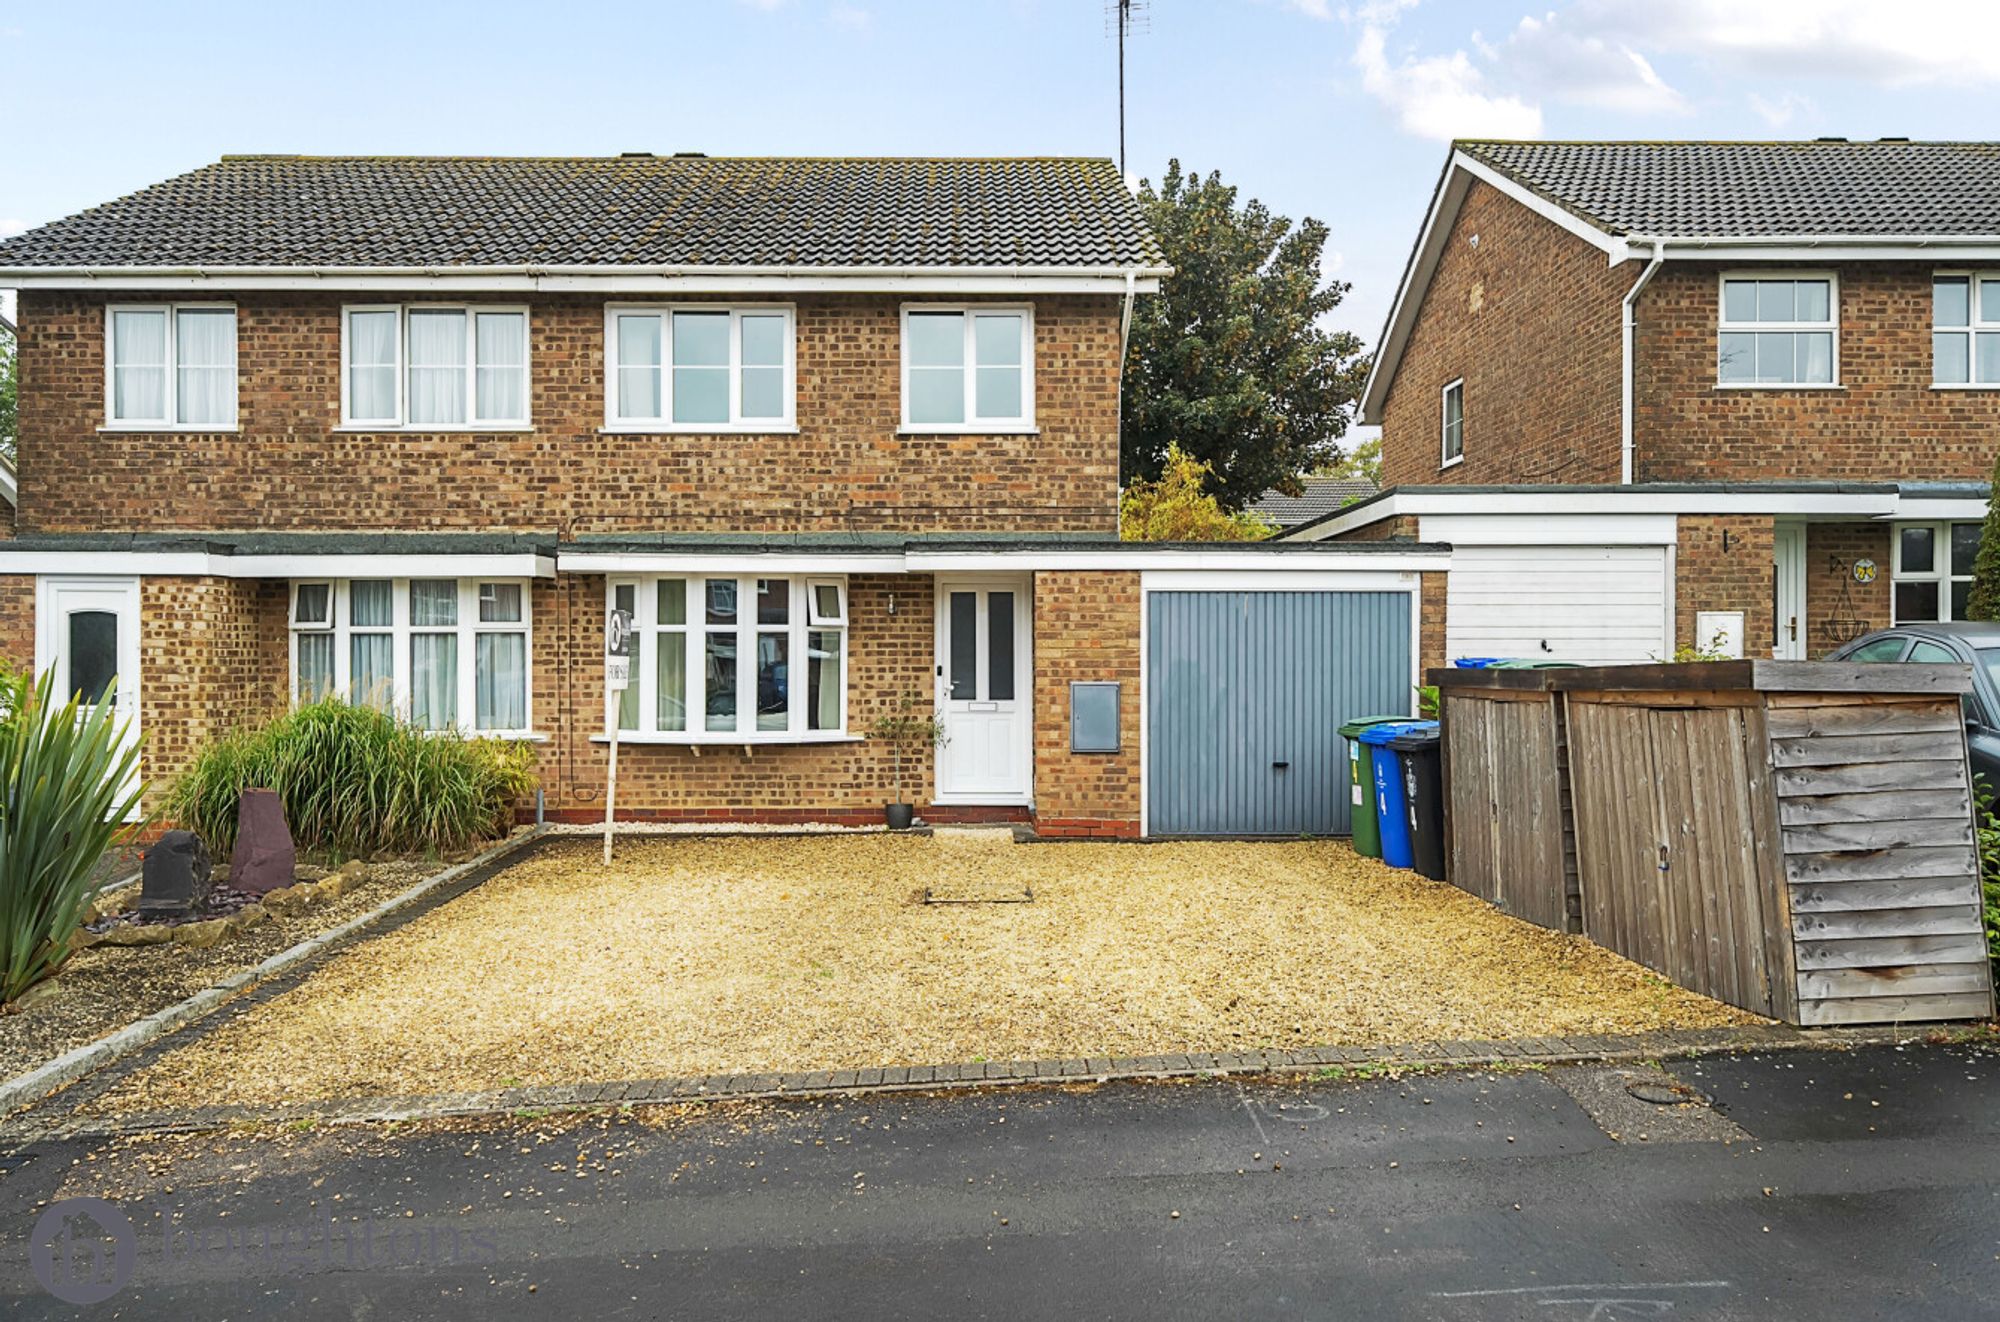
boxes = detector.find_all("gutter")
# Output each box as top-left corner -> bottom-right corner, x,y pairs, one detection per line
1620,237 -> 1666,486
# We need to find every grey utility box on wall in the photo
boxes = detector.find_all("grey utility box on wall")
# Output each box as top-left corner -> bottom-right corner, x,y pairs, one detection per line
1070,681 -> 1121,753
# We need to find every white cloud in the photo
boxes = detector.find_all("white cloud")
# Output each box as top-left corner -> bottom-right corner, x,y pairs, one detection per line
1286,0 -> 1335,17
1747,90 -> 1814,127
829,3 -> 869,29
734,0 -> 786,10
1496,12 -> 1688,115
1351,19 -> 1543,141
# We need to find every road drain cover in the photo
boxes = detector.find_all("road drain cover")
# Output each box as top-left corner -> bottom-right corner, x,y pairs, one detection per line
1627,1080 -> 1703,1106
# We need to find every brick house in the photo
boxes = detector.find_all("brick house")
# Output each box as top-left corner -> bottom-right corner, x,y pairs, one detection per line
1284,140 -> 1997,664
0,154 -> 1445,838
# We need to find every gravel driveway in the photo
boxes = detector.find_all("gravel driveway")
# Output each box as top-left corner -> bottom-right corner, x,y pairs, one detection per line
91,831 -> 1753,1109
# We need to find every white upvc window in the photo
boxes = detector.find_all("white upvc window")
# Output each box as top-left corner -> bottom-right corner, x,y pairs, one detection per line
105,303 -> 238,429
288,578 -> 534,736
900,305 -> 1034,432
340,305 -> 530,429
1717,273 -> 1837,387
604,305 -> 796,431
1932,273 -> 2000,387
607,575 -> 847,742
1440,378 -> 1464,468
1892,521 -> 1984,624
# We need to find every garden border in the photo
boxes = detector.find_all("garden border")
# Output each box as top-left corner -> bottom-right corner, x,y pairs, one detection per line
0,826 -> 548,1121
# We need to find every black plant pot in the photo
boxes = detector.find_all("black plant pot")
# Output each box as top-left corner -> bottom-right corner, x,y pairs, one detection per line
884,803 -> 916,830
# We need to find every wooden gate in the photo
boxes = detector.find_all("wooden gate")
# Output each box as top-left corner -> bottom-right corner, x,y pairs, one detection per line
1442,690 -> 1574,932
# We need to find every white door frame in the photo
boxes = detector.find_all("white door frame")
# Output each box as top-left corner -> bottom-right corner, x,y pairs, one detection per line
932,573 -> 1033,805
1773,522 -> 1808,660
35,575 -> 143,818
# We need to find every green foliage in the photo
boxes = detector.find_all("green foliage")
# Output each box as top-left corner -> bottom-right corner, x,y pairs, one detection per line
1658,631 -> 1737,663
166,698 -> 536,859
1327,436 -> 1381,487
1977,783 -> 2000,971
0,669 -> 148,1003
0,321 -> 15,465
1122,160 -> 1369,511
867,694 -> 949,805
1119,443 -> 1278,541
1967,452 -> 2000,621
1415,684 -> 1440,719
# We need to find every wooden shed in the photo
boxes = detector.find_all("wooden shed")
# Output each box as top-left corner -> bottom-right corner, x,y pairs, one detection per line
1434,661 -> 1995,1026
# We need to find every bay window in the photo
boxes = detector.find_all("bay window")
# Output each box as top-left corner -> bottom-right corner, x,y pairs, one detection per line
1933,274 -> 2000,386
290,579 -> 533,735
1717,275 -> 1836,386
1893,522 -> 1984,624
605,305 -> 795,430
609,575 -> 847,741
106,304 -> 238,428
341,305 -> 530,428
901,306 -> 1034,431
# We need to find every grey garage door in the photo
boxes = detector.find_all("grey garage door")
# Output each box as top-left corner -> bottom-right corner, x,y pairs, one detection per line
1147,590 -> 1412,837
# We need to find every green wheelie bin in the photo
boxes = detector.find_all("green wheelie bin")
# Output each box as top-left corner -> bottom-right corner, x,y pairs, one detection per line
1338,715 -> 1408,858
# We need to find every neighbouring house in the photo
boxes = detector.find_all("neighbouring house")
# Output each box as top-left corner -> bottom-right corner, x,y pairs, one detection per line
1283,139 -> 1998,664
0,154 -> 1448,838
1249,476 -> 1379,530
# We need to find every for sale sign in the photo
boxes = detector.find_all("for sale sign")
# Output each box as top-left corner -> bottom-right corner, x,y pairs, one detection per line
606,606 -> 633,692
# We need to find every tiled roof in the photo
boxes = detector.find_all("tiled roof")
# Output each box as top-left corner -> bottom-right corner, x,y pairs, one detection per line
0,155 -> 1166,270
1458,140 -> 2000,238
1249,476 -> 1379,527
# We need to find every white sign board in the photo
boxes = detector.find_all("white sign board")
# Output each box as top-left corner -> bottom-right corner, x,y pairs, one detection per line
1694,610 -> 1746,660
606,607 -> 634,692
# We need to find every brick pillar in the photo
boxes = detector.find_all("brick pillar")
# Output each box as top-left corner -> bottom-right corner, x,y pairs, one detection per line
1032,570 -> 1142,837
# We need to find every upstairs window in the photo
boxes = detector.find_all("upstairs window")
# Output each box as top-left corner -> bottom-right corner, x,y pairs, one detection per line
1717,275 -> 1836,386
1440,378 -> 1464,468
606,306 -> 794,430
1933,275 -> 2000,386
901,306 -> 1034,431
106,304 -> 237,428
341,306 -> 530,429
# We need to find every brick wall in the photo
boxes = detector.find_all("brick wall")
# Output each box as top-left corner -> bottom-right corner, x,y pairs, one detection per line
1674,516 -> 1775,658
15,291 -> 1122,537
1806,522 -> 1891,658
1419,570 -> 1447,677
0,576 -> 32,672
138,577 -> 288,801
1635,263 -> 2000,481
1031,570 -> 1142,837
1377,180 -> 1629,489
1331,514 -> 1422,541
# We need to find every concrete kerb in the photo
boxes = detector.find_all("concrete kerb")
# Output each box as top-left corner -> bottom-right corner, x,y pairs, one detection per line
0,827 -> 549,1121
44,1020 -> 1990,1142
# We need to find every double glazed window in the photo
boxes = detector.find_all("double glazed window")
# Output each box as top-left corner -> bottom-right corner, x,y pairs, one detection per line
609,576 -> 846,739
341,306 -> 529,428
1933,275 -> 2000,386
291,579 -> 532,734
1718,276 -> 1836,386
106,304 -> 237,428
607,307 -> 794,429
1440,378 -> 1464,467
901,307 -> 1033,430
1893,522 -> 1984,624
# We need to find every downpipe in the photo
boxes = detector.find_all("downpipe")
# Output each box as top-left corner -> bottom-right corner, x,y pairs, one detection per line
1621,238 -> 1666,485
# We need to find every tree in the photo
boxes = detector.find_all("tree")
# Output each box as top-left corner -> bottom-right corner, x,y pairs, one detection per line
1122,160 -> 1369,510
1119,443 -> 1276,542
0,322 -> 15,465
1966,450 -> 2000,621
1326,435 -> 1381,486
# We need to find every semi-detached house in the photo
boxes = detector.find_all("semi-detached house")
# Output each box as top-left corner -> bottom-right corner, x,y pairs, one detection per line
1285,140 -> 2000,665
0,154 -> 1446,839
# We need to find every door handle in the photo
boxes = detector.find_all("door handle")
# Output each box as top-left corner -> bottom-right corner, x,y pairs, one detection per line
1272,760 -> 1290,770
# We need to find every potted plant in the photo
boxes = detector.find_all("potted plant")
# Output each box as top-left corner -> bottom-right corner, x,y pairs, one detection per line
868,695 -> 949,830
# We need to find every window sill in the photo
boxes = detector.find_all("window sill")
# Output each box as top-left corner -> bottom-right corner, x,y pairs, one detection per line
331,424 -> 536,433
98,424 -> 240,434
1712,383 -> 1843,391
897,425 -> 1040,437
590,731 -> 862,747
411,728 -> 548,743
1439,455 -> 1463,471
1929,383 -> 2000,391
597,424 -> 801,436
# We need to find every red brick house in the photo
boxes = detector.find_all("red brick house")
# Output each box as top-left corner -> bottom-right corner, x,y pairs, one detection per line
1284,140 -> 1997,664
0,154 -> 1444,837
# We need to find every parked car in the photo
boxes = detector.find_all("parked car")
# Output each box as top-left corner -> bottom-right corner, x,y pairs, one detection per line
1828,622 -> 2000,787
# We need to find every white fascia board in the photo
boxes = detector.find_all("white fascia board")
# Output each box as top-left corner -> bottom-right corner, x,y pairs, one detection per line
907,548 -> 1451,573
1888,499 -> 1990,522
0,264 -> 1167,296
1419,512 -> 1679,546
1449,154 -> 1626,258
1607,236 -> 2000,265
0,551 -> 216,575
1286,488 -> 1912,542
555,551 -> 908,576
0,551 -> 553,577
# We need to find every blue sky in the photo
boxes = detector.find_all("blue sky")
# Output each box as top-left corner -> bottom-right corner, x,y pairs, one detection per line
6,0 -> 2000,347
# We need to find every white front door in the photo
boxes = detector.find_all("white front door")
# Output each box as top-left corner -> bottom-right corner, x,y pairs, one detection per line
1774,523 -> 1808,659
36,576 -> 143,811
934,577 -> 1032,803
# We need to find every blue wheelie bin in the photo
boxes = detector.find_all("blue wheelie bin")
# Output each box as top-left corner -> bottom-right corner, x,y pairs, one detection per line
1358,721 -> 1430,868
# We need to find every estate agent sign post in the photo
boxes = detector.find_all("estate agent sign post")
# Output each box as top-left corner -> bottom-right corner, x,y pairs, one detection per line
604,604 -> 633,864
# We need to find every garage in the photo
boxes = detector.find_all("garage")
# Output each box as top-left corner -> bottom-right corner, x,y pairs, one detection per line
1145,586 -> 1414,836
1444,544 -> 1672,664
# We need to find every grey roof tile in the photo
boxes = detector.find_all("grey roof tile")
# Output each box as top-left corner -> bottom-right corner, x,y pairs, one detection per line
0,155 -> 1165,270
1458,140 -> 2000,238
1249,476 -> 1379,527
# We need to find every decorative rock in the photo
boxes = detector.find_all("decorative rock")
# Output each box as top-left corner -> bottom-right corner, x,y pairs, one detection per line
228,903 -> 268,931
140,831 -> 213,921
97,923 -> 174,947
12,977 -> 62,1010
230,789 -> 297,896
340,859 -> 368,881
172,917 -> 231,949
318,874 -> 350,899
261,884 -> 307,915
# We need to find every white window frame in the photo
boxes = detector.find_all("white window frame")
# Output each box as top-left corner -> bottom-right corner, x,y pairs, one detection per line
603,574 -> 850,744
1931,271 -> 2000,389
601,304 -> 797,433
287,578 -> 536,737
1891,521 -> 1982,625
102,302 -> 239,431
1439,377 -> 1464,470
1716,271 -> 1840,389
898,304 -> 1036,434
338,304 -> 532,430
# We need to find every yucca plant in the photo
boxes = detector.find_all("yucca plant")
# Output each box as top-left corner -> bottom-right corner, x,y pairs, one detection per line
167,697 -> 536,859
0,670 -> 147,1004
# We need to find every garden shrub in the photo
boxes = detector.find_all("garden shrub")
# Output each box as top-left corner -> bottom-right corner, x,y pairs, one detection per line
0,668 -> 147,1003
167,698 -> 537,859
1979,785 -> 2000,974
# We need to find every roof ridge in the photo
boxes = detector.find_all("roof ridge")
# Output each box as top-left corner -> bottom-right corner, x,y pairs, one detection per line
213,153 -> 1121,164
1455,138 -> 2000,148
